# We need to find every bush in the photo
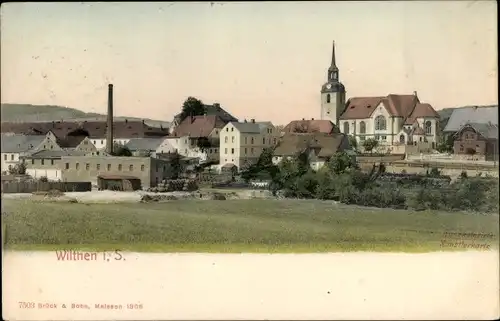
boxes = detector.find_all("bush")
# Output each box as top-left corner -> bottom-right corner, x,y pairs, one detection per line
39,176 -> 48,183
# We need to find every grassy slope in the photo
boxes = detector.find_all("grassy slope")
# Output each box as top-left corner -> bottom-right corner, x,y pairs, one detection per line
0,103 -> 170,126
2,199 -> 498,253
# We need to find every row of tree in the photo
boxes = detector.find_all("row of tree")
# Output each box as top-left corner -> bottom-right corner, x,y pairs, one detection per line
240,147 -> 498,213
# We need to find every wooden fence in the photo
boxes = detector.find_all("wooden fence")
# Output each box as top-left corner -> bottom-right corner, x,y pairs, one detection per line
1,181 -> 92,194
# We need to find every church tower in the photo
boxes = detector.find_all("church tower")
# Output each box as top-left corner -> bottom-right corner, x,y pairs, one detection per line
320,41 -> 346,126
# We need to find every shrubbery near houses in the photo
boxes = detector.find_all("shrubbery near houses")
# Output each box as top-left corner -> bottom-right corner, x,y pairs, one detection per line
244,148 -> 498,213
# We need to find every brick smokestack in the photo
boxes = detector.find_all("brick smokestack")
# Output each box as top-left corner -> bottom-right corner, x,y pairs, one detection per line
106,84 -> 114,155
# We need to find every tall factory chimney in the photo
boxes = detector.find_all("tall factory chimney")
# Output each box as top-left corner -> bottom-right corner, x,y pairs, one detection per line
106,84 -> 114,155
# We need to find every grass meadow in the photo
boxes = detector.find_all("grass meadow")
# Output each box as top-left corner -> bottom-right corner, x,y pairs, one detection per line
2,198 -> 499,253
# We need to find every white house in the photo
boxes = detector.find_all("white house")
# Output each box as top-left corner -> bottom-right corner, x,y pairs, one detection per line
219,119 -> 279,170
1,133 -> 61,175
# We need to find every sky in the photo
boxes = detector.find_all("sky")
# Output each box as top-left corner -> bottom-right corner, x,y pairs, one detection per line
1,1 -> 497,124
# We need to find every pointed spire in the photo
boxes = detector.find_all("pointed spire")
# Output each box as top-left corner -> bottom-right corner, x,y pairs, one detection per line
331,40 -> 337,69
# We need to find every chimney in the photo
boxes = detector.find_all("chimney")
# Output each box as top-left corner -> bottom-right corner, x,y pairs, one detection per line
251,119 -> 255,123
213,103 -> 220,108
125,119 -> 128,123
413,91 -> 417,96
302,118 -> 305,120
105,84 -> 114,155
312,118 -> 314,120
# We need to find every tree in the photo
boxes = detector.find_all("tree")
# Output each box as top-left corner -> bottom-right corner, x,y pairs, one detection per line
112,143 -> 132,157
196,137 -> 212,152
170,152 -> 182,179
348,135 -> 358,151
436,135 -> 454,153
8,163 -> 26,175
180,97 -> 206,122
362,138 -> 379,154
326,151 -> 358,175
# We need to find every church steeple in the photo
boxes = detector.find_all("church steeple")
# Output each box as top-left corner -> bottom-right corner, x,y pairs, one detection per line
328,41 -> 339,82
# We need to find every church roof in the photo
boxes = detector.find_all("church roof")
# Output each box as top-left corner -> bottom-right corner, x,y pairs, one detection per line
340,94 -> 438,121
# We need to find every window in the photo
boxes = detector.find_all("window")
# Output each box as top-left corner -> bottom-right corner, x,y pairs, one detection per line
359,136 -> 366,141
231,148 -> 234,154
251,137 -> 254,144
226,128 -> 229,132
251,148 -> 254,154
262,137 -> 265,144
425,121 -> 432,135
419,137 -> 423,142
51,159 -> 54,165
399,134 -> 405,144
127,164 -> 133,172
273,138 -> 277,144
245,148 -> 248,154
231,128 -> 234,132
225,148 -> 228,154
141,165 -> 145,171
32,159 -> 35,165
41,159 -> 45,165
343,122 -> 350,134
460,145 -> 464,152
359,121 -> 366,134
375,115 -> 387,130
50,145 -> 53,149
93,141 -> 96,144
65,163 -> 69,169
245,137 -> 248,144
76,163 -> 79,170
43,145 -> 46,149
101,140 -> 104,144
107,164 -> 111,171
381,136 -> 387,141
85,163 -> 90,170
97,164 -> 101,170
326,94 -> 331,103
3,154 -> 6,160
11,154 -> 14,160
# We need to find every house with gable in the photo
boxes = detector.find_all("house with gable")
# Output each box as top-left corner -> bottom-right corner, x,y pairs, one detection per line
219,119 -> 279,170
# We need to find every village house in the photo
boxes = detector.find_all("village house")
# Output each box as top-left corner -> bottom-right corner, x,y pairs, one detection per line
452,122 -> 498,161
1,133 -> 61,174
319,41 -> 440,150
443,105 -> 498,137
22,149 -> 88,181
282,119 -> 340,135
272,132 -> 352,171
219,119 -> 279,170
168,115 -> 227,163
0,119 -> 169,150
125,138 -> 165,157
169,102 -> 238,133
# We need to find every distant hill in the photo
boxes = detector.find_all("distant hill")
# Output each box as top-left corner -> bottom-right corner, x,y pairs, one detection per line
0,103 -> 170,128
437,104 -> 498,132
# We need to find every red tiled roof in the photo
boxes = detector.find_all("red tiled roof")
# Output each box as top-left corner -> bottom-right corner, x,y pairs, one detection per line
340,97 -> 385,120
340,94 -> 420,120
0,120 -> 169,139
172,115 -> 227,137
283,119 -> 339,134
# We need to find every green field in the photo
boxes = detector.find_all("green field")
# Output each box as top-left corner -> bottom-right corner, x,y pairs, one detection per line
2,199 -> 499,253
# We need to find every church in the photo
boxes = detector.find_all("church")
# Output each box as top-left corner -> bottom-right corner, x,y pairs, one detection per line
320,41 -> 440,147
